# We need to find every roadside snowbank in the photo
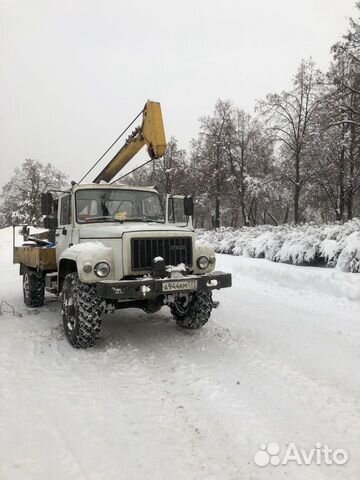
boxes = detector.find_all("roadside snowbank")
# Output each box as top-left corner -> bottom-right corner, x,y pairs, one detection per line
197,219 -> 360,272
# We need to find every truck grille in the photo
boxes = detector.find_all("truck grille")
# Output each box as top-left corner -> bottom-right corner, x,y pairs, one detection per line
131,237 -> 193,271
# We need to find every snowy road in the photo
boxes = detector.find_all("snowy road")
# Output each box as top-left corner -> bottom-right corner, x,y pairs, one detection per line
1,228 -> 360,479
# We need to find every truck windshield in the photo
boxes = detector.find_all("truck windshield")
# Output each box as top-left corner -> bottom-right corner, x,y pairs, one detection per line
76,189 -> 164,224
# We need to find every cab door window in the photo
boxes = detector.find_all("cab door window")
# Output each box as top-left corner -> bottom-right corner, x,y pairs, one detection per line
60,195 -> 71,225
168,197 -> 187,224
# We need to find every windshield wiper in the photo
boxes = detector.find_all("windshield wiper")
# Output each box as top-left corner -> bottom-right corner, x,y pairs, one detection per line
82,216 -> 124,223
122,217 -> 164,223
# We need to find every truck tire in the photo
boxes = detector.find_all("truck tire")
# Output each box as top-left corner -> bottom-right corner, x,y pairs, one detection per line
23,266 -> 45,307
171,290 -> 213,329
61,273 -> 103,348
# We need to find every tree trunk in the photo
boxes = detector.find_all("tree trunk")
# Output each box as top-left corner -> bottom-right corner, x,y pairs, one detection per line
346,122 -> 355,220
336,127 -> 346,222
267,211 -> 279,226
294,151 -> 301,224
294,185 -> 300,224
240,202 -> 249,227
214,195 -> 220,228
283,205 -> 290,224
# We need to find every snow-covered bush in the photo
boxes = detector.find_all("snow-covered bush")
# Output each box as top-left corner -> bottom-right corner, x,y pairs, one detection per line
196,218 -> 360,272
336,231 -> 360,273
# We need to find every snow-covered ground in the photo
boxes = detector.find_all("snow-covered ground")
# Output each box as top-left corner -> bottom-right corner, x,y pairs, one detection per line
1,227 -> 360,479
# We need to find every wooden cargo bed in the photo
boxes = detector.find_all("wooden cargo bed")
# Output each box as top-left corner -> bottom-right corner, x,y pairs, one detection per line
14,246 -> 57,271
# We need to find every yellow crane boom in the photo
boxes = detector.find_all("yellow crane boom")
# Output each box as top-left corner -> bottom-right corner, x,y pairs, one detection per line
93,100 -> 166,183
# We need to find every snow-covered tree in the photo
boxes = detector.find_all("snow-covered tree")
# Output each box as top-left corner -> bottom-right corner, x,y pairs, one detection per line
0,211 -> 5,227
191,100 -> 233,228
1,159 -> 68,225
329,6 -> 360,219
125,137 -> 189,203
258,59 -> 323,224
224,109 -> 274,226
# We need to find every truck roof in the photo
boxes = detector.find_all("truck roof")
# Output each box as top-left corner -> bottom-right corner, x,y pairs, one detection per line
71,183 -> 158,194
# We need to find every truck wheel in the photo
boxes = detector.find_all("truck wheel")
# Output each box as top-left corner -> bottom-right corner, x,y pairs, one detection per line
61,273 -> 103,349
23,267 -> 45,307
171,290 -> 213,329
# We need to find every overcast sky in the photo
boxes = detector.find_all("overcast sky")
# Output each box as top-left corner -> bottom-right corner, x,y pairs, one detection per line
0,0 -> 358,188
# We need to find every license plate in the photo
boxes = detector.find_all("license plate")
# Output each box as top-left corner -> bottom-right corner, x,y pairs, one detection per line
162,279 -> 197,292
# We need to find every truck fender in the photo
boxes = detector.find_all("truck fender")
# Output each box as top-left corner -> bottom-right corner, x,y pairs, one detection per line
58,242 -> 113,291
193,241 -> 216,274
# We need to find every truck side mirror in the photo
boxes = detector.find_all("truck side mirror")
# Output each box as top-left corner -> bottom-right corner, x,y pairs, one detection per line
20,225 -> 30,238
43,216 -> 58,230
41,192 -> 53,215
184,196 -> 194,217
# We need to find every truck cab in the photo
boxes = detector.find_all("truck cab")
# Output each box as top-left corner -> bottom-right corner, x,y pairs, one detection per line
54,183 -> 216,286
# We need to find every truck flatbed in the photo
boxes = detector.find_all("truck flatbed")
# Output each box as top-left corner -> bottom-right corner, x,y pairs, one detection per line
14,246 -> 57,271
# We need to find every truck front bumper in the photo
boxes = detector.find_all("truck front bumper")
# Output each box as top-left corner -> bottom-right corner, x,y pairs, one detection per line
96,271 -> 232,301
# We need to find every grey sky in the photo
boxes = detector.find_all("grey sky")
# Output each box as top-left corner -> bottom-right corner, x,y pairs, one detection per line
0,0 -> 358,188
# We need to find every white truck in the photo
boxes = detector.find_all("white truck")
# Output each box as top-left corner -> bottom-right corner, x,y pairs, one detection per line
13,101 -> 232,348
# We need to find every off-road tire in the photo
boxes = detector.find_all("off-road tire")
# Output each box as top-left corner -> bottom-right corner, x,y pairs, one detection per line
171,290 -> 213,329
62,273 -> 103,348
23,267 -> 45,307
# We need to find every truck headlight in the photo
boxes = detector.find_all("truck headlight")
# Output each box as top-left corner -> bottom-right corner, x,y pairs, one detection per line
197,256 -> 209,269
94,262 -> 110,278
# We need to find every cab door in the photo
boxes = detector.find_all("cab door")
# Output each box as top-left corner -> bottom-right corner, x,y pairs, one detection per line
55,194 -> 73,263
